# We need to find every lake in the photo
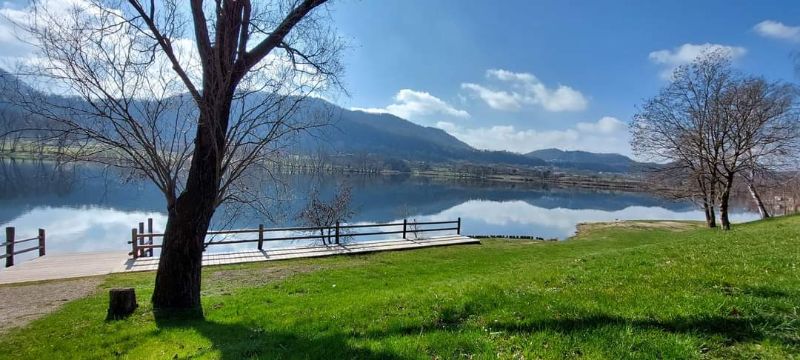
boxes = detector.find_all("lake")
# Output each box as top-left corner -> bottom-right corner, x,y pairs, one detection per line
0,159 -> 759,260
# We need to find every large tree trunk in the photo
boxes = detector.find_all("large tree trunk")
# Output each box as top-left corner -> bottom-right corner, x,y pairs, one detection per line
703,199 -> 717,228
152,105 -> 229,312
151,196 -> 212,311
151,156 -> 217,310
698,176 -> 716,228
719,196 -> 731,230
719,174 -> 735,230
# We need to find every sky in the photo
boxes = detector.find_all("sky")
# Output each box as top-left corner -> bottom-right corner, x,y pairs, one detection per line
1,0 -> 799,156
326,0 -> 800,156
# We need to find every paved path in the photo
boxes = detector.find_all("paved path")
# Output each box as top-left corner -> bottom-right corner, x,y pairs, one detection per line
0,236 -> 479,284
0,251 -> 130,285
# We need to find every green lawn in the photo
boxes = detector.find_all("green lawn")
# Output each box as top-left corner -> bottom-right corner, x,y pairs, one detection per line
1,216 -> 799,359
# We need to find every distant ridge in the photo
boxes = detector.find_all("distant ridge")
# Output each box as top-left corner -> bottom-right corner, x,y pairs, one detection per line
294,98 -> 547,167
525,148 -> 648,173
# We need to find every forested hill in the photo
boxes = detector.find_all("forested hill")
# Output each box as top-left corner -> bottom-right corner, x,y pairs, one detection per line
1,70 -> 651,172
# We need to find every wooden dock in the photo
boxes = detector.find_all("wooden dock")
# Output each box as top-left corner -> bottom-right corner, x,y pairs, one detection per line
0,235 -> 479,284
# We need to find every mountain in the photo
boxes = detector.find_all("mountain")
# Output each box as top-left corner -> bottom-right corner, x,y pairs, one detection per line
2,71 -> 647,172
525,148 -> 648,173
0,72 -> 545,168
294,98 -> 547,167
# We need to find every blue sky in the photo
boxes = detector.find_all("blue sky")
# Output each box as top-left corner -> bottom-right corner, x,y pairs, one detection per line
327,0 -> 800,155
1,1 -> 799,156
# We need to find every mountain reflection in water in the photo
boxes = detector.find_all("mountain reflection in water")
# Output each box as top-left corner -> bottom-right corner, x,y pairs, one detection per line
0,159 -> 759,259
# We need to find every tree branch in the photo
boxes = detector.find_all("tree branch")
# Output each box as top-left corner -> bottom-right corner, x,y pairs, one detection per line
236,0 -> 327,75
127,0 -> 203,102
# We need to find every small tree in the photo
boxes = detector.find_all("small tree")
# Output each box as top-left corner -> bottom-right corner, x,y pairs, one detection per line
397,204 -> 420,239
296,183 -> 354,245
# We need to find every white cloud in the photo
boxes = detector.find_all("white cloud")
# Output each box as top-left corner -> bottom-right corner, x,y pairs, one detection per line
486,69 -> 537,83
461,69 -> 588,112
0,1 -> 51,60
0,0 -> 114,60
648,43 -> 747,79
0,0 -> 333,98
460,83 -> 521,111
351,89 -> 469,120
435,116 -> 630,155
0,0 -> 199,95
754,20 -> 800,42
575,116 -> 626,134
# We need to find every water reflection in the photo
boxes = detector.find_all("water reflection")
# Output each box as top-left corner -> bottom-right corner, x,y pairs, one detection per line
7,206 -> 166,261
0,159 -> 760,257
419,200 -> 758,238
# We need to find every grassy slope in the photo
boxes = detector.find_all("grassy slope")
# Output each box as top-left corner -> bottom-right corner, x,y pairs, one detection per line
0,217 -> 798,359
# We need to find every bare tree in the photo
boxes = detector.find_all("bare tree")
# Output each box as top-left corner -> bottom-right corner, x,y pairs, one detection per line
396,204 -> 421,239
632,50 -> 733,228
7,0 -> 343,312
0,110 -> 21,154
714,78 -> 798,227
295,183 -> 354,245
633,50 -> 799,229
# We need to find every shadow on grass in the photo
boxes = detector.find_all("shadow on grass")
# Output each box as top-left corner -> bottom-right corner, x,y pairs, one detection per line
372,291 -> 799,349
740,285 -> 792,299
153,312 -> 407,360
148,282 -> 798,359
712,282 -> 792,299
484,314 -> 797,345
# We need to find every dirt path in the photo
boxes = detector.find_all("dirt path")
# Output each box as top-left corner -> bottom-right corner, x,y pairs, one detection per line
0,277 -> 103,333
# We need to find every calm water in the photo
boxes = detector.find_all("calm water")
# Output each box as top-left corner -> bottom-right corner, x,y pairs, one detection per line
0,159 -> 759,259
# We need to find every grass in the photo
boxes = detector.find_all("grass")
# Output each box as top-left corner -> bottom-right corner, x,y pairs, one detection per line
1,216 -> 799,359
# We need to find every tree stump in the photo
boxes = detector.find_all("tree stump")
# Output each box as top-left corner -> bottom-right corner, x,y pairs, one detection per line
107,288 -> 138,320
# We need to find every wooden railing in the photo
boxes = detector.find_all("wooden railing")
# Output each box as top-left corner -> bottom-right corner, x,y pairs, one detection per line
128,218 -> 461,259
469,234 -> 556,241
2,227 -> 46,267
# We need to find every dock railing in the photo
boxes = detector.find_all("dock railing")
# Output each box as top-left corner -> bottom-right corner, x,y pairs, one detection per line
2,227 -> 46,267
128,218 -> 462,259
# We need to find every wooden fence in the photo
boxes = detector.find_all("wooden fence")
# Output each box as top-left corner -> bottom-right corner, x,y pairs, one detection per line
468,234 -> 557,241
1,227 -> 46,267
128,218 -> 461,259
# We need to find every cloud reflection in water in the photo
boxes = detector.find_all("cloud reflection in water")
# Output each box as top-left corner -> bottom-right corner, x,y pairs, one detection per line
0,200 -> 760,261
416,200 -> 759,238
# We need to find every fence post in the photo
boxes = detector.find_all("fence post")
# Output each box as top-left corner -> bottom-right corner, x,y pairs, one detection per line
335,221 -> 340,245
403,219 -> 407,239
457,217 -> 461,235
147,218 -> 154,257
131,228 -> 138,259
257,224 -> 264,251
139,222 -> 146,258
38,228 -> 45,257
5,227 -> 14,268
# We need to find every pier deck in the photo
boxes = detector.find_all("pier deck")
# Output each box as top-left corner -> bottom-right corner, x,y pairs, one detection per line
0,235 -> 479,284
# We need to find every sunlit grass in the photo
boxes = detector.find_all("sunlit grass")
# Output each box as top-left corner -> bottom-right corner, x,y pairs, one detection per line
1,216 -> 798,359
